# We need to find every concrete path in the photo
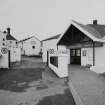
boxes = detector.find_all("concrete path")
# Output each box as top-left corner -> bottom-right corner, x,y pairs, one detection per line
68,65 -> 105,105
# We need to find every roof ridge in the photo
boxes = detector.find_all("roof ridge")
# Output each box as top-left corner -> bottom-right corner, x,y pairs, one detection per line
42,34 -> 61,42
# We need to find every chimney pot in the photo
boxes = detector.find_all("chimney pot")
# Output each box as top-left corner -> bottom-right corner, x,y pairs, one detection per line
93,20 -> 97,25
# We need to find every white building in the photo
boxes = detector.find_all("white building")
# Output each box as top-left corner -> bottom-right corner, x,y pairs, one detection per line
18,36 -> 41,56
6,28 -> 21,63
41,34 -> 61,63
0,31 -> 8,68
57,20 -> 105,74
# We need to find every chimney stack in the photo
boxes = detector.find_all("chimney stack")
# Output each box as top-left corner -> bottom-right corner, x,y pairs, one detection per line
93,20 -> 97,25
7,27 -> 10,34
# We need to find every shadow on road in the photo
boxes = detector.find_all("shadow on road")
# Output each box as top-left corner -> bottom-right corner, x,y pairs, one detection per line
0,68 -> 44,92
36,89 -> 76,105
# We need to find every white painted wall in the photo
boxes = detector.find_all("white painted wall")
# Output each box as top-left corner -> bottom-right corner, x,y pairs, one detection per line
10,48 -> 21,62
81,48 -> 93,66
6,40 -> 17,49
0,52 -> 8,68
0,32 -> 8,68
19,37 -> 41,56
6,38 -> 21,63
17,42 -> 24,55
80,45 -> 105,73
90,45 -> 105,73
48,50 -> 69,78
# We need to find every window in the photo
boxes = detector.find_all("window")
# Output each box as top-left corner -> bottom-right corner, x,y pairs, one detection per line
3,38 -> 5,41
82,50 -> 86,56
76,50 -> 81,56
32,46 -> 35,49
2,43 -> 5,46
71,50 -> 75,56
50,56 -> 58,67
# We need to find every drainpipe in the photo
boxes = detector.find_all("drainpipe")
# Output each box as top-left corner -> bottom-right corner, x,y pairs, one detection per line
57,45 -> 58,50
93,42 -> 95,66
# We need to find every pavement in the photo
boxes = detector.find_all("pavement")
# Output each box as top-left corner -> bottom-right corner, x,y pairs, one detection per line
68,65 -> 105,105
0,56 -> 76,105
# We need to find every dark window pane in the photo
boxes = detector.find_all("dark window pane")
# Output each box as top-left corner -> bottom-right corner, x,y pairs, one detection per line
32,46 -> 35,49
50,56 -> 58,67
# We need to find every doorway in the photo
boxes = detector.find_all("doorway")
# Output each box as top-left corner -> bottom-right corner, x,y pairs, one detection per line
70,48 -> 81,65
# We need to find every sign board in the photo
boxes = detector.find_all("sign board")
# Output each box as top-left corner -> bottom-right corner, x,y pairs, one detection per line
1,48 -> 8,54
48,49 -> 54,54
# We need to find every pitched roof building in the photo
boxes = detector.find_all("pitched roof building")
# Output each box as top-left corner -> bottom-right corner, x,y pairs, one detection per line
57,20 -> 105,73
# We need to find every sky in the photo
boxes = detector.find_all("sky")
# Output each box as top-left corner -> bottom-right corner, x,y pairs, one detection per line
0,0 -> 105,41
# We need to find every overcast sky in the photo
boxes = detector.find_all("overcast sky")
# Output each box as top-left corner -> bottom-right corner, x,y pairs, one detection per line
0,0 -> 105,40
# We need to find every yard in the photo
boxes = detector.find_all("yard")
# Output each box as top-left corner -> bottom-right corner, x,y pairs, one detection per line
0,56 -> 76,105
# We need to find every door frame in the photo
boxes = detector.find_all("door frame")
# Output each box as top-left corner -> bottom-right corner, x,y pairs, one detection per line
70,48 -> 81,65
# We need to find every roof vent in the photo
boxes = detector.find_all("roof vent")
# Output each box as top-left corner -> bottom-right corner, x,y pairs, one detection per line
93,20 -> 97,25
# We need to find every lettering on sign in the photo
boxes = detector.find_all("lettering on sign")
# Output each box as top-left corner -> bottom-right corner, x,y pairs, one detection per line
58,50 -> 68,54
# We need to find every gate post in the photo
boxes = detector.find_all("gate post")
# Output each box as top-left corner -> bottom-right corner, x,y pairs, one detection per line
47,51 -> 49,66
8,50 -> 11,68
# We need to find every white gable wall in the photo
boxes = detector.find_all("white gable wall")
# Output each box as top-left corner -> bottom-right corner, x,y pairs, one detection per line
23,37 -> 41,56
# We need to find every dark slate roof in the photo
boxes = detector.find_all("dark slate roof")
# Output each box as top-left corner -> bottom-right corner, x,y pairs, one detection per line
87,24 -> 105,38
6,34 -> 17,41
42,34 -> 61,42
18,36 -> 33,43
73,20 -> 105,39
18,36 -> 40,43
